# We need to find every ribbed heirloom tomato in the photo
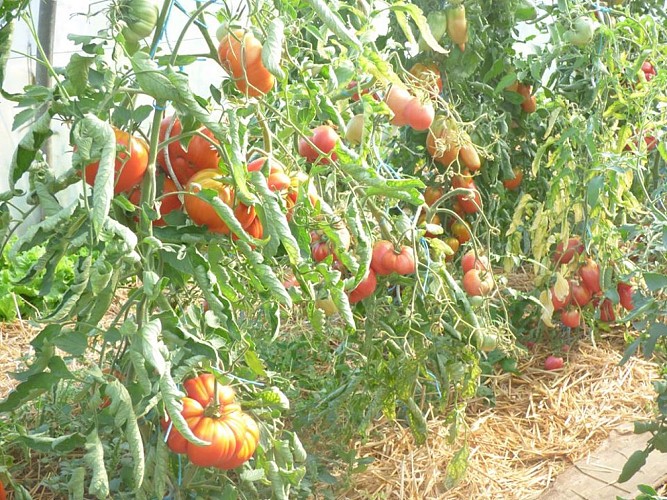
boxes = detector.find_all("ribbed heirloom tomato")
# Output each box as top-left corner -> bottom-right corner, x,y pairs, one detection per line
371,240 -> 416,276
161,373 -> 259,470
218,29 -> 275,97
120,0 -> 160,43
158,116 -> 220,185
84,128 -> 148,194
184,169 -> 235,234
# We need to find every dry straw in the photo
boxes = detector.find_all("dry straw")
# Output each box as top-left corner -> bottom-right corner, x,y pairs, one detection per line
342,337 -> 658,499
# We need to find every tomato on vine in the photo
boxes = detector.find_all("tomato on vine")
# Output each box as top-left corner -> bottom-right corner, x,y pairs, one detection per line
161,373 -> 259,470
158,116 -> 220,185
84,127 -> 149,195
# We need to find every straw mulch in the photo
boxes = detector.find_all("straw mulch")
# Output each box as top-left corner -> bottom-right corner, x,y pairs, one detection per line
342,338 -> 659,500
0,319 -> 37,400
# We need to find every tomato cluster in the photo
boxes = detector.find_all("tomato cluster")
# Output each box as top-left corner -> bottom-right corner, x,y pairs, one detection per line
460,250 -> 493,297
161,374 -> 259,470
371,240 -> 416,276
547,238 -> 635,329
384,84 -> 435,131
218,29 -> 275,97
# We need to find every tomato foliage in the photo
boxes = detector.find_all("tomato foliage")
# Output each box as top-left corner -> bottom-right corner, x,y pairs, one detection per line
0,0 -> 666,495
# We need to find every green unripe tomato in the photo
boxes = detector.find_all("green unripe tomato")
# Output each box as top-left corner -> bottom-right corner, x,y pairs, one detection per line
120,0 -> 160,44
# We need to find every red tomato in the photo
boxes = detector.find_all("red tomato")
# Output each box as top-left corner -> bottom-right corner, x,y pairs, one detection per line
348,269 -> 378,304
458,144 -> 481,171
218,30 -> 274,97
561,309 -> 580,328
570,280 -> 592,307
298,125 -> 339,164
544,355 -> 564,370
247,157 -> 290,191
84,128 -> 148,194
462,269 -> 493,296
579,258 -> 601,294
502,168 -> 524,191
461,250 -> 489,274
424,185 -> 445,206
444,237 -> 460,262
128,175 -> 182,226
456,181 -> 482,214
371,240 -> 415,276
184,169 -> 235,234
403,97 -> 435,131
158,117 -> 220,185
385,84 -> 413,127
348,80 -> 379,101
0,480 -> 6,500
599,298 -> 616,322
161,373 -> 259,470
451,172 -> 474,189
551,286 -> 571,311
617,282 -> 634,311
552,237 -> 584,265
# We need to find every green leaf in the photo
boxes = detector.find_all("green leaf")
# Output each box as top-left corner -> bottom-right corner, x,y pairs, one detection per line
152,435 -> 169,500
0,20 -> 15,92
76,116 -> 116,235
18,432 -> 86,453
40,255 -> 92,323
306,0 -> 362,50
244,350 -> 267,377
68,467 -> 85,500
106,380 -> 145,488
495,73 -> 517,94
652,432 -> 667,453
9,108 -> 54,188
137,319 -> 166,376
240,468 -> 266,482
643,323 -> 667,359
394,3 -> 447,54
586,175 -> 604,209
84,428 -> 110,499
66,54 -> 94,95
618,449 -> 648,483
159,367 -> 209,447
444,443 -> 470,489
237,241 -> 291,307
292,432 -> 307,463
262,18 -> 285,79
643,272 -> 667,292
250,172 -> 301,265
405,397 -> 427,445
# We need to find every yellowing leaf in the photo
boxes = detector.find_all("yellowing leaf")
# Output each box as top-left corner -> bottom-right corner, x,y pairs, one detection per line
539,290 -> 555,327
553,273 -> 570,301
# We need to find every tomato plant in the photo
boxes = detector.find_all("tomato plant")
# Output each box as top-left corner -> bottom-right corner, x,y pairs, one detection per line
84,128 -> 148,194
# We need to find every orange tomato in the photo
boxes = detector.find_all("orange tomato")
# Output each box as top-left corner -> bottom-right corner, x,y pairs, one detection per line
184,169 -> 235,234
218,30 -> 275,97
158,116 -> 220,185
84,128 -> 148,194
